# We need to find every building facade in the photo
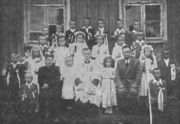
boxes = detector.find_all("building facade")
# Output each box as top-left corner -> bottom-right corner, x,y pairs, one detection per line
0,0 -> 180,72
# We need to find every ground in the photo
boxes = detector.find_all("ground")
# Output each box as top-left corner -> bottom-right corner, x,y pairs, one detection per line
0,99 -> 179,124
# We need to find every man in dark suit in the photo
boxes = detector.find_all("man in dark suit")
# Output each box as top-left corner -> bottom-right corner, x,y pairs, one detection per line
81,18 -> 95,49
38,54 -> 62,120
115,45 -> 142,114
157,49 -> 176,98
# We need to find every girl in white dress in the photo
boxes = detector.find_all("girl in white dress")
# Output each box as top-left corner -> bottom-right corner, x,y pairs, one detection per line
61,56 -> 76,110
69,31 -> 88,64
101,56 -> 117,114
92,34 -> 109,67
112,34 -> 125,68
27,46 -> 45,93
54,35 -> 70,68
139,45 -> 157,96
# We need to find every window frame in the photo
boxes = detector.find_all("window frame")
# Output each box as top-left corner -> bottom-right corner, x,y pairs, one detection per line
121,0 -> 167,43
24,4 -> 65,44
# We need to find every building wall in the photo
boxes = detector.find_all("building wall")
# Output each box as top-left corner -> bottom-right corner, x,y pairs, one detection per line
0,0 -> 24,71
70,0 -> 119,35
1,0 -> 180,73
167,0 -> 180,64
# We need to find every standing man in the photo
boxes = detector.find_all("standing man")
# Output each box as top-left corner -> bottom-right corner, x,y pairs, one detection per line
115,45 -> 142,114
81,18 -> 95,49
38,54 -> 62,121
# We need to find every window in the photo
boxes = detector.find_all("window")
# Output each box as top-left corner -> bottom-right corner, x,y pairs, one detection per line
145,5 -> 161,38
24,5 -> 64,43
122,0 -> 167,42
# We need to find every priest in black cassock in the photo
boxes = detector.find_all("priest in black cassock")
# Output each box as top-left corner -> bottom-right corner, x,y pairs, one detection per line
38,53 -> 62,120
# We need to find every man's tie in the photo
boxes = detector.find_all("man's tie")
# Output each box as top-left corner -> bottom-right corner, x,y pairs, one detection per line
125,60 -> 129,68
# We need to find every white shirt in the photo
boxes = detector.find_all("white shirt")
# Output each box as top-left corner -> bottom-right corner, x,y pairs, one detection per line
136,40 -> 145,46
96,27 -> 105,35
70,29 -> 76,33
125,59 -> 130,65
114,28 -> 125,36
92,44 -> 109,65
164,58 -> 169,67
153,78 -> 163,85
112,43 -> 125,61
132,29 -> 138,35
54,46 -> 70,67
82,26 -> 92,33
26,82 -> 33,88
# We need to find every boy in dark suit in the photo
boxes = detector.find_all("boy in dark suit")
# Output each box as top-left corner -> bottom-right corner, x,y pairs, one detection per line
125,21 -> 141,47
6,54 -> 23,105
149,68 -> 167,112
115,45 -> 142,114
65,20 -> 77,45
38,54 -> 62,120
157,49 -> 176,98
81,18 -> 95,49
19,72 -> 39,114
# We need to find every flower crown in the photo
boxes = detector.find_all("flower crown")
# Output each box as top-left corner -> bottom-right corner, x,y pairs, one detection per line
74,31 -> 85,38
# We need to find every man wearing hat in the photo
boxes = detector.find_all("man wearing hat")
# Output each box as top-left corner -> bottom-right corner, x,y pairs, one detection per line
158,49 -> 177,99
38,54 -> 62,120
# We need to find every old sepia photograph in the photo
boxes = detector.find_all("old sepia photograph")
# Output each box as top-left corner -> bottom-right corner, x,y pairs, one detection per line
0,0 -> 180,124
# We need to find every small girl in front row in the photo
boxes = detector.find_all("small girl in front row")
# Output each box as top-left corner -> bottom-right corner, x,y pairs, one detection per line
19,72 -> 39,114
101,56 -> 117,114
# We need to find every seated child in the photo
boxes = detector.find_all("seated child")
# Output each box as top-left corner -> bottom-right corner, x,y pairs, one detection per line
19,72 -> 39,114
73,48 -> 101,117
149,68 -> 167,112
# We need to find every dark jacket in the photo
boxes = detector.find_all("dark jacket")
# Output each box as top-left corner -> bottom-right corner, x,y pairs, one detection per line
81,26 -> 95,49
157,58 -> 172,82
38,65 -> 62,98
115,57 -> 142,89
65,29 -> 77,44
